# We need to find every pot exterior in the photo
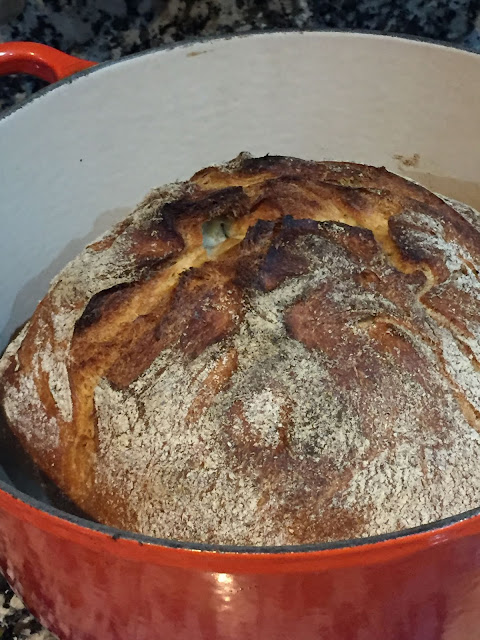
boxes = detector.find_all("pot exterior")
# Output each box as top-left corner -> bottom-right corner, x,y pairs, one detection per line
1,32 -> 480,639
1,489 -> 480,640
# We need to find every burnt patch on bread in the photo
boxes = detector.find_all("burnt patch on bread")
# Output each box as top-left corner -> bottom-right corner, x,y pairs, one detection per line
255,218 -> 316,292
162,186 -> 250,226
231,219 -> 279,289
317,161 -> 387,188
234,154 -> 315,176
257,243 -> 310,292
239,219 -> 276,250
75,283 -> 136,333
318,161 -> 440,208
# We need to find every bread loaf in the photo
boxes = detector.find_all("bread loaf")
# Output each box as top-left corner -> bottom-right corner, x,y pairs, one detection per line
2,154 -> 480,545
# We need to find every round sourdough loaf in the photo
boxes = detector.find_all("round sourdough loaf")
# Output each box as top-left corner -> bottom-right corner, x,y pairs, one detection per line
2,154 -> 480,545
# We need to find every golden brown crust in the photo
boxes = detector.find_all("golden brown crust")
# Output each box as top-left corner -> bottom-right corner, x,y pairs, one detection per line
2,154 -> 480,545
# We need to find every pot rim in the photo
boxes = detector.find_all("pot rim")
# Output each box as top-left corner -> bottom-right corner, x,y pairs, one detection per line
1,29 -> 480,559
1,28 -> 479,123
1,474 -> 479,558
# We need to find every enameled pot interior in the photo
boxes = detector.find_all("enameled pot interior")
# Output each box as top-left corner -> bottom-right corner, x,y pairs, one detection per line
1,31 -> 480,553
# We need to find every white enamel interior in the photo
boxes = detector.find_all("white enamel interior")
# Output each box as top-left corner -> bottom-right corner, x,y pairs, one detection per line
1,31 -> 479,350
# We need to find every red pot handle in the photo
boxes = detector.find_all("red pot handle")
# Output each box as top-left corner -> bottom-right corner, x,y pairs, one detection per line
0,41 -> 96,83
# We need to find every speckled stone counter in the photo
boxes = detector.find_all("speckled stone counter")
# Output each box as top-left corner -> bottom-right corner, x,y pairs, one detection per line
1,0 -> 480,110
0,0 -> 480,638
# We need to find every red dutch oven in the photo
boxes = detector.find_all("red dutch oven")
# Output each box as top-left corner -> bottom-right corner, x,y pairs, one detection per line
0,32 -> 480,640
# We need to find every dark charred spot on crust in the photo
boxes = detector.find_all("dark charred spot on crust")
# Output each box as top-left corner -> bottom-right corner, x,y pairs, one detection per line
254,217 -> 317,291
272,171 -> 381,201
235,154 -> 315,176
161,186 -> 250,226
235,217 -> 320,290
281,215 -> 320,235
257,243 -> 310,292
391,233 -> 431,266
74,283 -> 135,333
318,161 -> 435,206
261,173 -> 319,191
241,219 -> 277,249
290,218 -> 378,266
232,219 -> 278,288
247,179 -> 320,224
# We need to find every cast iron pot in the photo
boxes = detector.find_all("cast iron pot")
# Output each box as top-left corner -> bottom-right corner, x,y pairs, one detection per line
0,32 -> 480,640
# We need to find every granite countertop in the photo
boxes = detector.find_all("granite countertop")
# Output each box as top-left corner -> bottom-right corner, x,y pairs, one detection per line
1,0 -> 480,637
0,0 -> 480,110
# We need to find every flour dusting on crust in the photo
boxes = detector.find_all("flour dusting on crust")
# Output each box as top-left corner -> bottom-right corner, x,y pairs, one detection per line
2,156 -> 480,546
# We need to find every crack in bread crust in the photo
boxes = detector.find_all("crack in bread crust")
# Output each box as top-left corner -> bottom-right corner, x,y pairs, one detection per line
2,154 -> 480,545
